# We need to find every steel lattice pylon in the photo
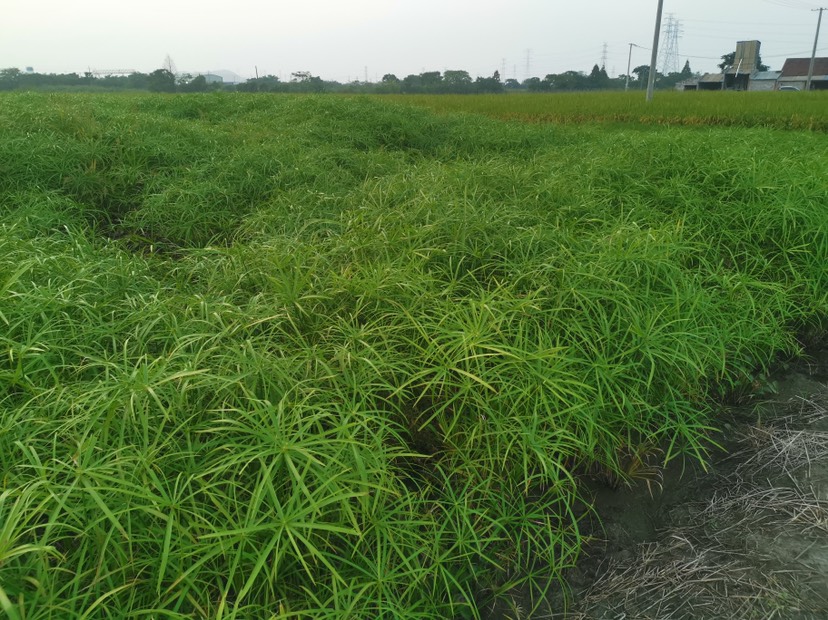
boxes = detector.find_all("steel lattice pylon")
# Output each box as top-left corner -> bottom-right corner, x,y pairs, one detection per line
659,14 -> 683,75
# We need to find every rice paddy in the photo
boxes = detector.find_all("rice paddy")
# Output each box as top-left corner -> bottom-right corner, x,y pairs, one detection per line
392,90 -> 828,130
0,91 -> 826,618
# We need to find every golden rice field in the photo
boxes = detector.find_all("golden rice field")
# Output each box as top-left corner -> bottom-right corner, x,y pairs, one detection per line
389,90 -> 828,130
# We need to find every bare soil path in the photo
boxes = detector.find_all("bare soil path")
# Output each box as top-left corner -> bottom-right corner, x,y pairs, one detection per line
479,351 -> 828,619
550,350 -> 828,620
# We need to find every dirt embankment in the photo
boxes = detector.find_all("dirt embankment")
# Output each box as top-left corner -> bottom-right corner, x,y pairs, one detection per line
554,350 -> 828,620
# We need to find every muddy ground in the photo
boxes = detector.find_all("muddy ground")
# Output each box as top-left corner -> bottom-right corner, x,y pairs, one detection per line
491,349 -> 828,619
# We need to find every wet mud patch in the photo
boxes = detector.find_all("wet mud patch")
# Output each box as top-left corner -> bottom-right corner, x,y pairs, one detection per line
551,351 -> 828,620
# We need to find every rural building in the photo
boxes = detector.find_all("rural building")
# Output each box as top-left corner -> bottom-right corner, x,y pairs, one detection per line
675,39 -> 828,92
678,39 -> 827,92
675,77 -> 699,91
687,42 -> 764,91
748,70 -> 782,91
777,57 -> 828,90
697,73 -> 725,90
203,73 -> 224,84
723,40 -> 761,90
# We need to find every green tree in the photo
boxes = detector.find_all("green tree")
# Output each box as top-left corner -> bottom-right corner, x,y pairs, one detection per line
420,71 -> 443,92
588,64 -> 610,89
125,72 -> 150,89
148,68 -> 176,92
238,75 -> 282,92
0,67 -> 21,90
523,76 -> 549,92
632,64 -> 650,86
400,71 -> 443,94
376,74 -> 401,94
443,70 -> 473,93
401,74 -> 423,93
289,71 -> 325,92
474,71 -> 504,94
181,75 -> 208,93
548,70 -> 589,91
718,52 -> 735,72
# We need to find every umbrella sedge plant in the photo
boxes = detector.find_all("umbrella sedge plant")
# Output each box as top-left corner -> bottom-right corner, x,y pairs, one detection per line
0,91 -> 825,618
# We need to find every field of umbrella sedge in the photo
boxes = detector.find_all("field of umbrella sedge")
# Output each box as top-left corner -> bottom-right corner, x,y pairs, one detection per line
0,91 -> 826,618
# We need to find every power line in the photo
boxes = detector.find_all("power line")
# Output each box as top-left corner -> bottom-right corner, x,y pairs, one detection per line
682,17 -> 813,27
761,0 -> 820,9
764,45 -> 828,57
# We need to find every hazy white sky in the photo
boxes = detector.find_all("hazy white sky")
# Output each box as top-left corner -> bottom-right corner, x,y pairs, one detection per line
2,0 -> 825,82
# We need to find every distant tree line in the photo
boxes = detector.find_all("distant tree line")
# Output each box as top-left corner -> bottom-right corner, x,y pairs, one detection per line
0,67 -> 224,93
240,64 -> 696,94
0,61 -> 698,95
518,60 -> 695,92
233,69 -> 505,94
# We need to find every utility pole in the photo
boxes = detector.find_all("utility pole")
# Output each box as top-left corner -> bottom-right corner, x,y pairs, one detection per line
646,0 -> 665,102
806,8 -> 825,91
626,43 -> 641,91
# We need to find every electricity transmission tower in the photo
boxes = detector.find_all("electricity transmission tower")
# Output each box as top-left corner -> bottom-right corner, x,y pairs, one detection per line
659,14 -> 682,75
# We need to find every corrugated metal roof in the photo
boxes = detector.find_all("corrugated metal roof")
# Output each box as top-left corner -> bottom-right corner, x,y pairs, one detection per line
752,71 -> 781,81
699,73 -> 724,83
778,75 -> 828,82
780,57 -> 828,77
